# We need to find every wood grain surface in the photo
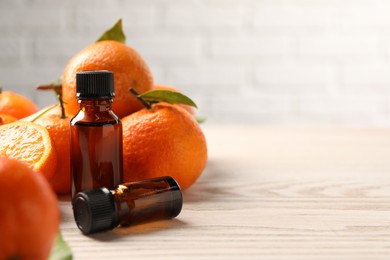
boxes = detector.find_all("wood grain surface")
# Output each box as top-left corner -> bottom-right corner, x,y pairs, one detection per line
60,126 -> 390,259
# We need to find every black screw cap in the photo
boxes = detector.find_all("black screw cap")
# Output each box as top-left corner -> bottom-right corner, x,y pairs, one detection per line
76,70 -> 115,99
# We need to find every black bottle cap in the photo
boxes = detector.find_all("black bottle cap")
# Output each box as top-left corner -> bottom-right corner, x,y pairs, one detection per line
72,187 -> 118,235
165,176 -> 183,218
76,70 -> 115,99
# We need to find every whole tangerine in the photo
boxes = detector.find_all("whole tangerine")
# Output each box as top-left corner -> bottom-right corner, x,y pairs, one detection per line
62,40 -> 154,118
0,156 -> 59,260
122,103 -> 207,190
0,88 -> 39,119
0,113 -> 17,125
33,105 -> 72,194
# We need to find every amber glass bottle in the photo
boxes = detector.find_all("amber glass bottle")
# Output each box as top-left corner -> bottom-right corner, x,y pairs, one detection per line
72,176 -> 183,234
70,70 -> 123,198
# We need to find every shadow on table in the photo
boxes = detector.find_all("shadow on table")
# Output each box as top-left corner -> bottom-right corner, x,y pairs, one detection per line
88,218 -> 187,241
60,158 -> 233,240
183,159 -> 235,204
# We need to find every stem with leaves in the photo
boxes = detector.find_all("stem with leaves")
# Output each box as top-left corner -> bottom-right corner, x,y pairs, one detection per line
36,82 -> 67,119
29,104 -> 58,123
129,88 -> 152,109
129,87 -> 198,110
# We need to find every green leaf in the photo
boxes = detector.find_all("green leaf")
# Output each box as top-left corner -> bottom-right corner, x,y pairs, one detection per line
49,231 -> 73,260
140,90 -> 198,108
97,19 -> 126,43
196,117 -> 206,123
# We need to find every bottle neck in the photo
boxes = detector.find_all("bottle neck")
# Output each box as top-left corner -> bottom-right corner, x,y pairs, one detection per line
78,98 -> 113,113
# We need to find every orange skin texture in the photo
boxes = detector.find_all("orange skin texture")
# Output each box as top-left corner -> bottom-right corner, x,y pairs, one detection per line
153,85 -> 196,115
122,103 -> 207,190
0,90 -> 39,119
33,106 -> 72,194
0,157 -> 59,260
0,113 -> 17,125
62,40 -> 154,118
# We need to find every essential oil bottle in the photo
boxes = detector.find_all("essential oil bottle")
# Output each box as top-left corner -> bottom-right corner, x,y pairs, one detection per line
70,70 -> 123,198
72,176 -> 183,234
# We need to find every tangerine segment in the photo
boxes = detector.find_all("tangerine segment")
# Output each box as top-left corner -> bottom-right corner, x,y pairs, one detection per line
0,122 -> 57,179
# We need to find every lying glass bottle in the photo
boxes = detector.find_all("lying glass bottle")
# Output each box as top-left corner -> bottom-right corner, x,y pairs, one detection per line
72,176 -> 183,234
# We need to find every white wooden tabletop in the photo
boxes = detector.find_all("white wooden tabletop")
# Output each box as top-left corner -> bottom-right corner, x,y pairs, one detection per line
60,126 -> 390,259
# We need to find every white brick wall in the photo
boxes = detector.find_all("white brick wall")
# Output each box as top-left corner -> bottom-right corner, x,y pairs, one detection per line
2,0 -> 390,126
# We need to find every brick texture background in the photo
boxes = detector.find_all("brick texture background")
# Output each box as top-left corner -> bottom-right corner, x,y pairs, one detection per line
2,0 -> 390,126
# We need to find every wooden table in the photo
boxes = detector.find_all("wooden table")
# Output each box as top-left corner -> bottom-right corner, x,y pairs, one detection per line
60,126 -> 390,259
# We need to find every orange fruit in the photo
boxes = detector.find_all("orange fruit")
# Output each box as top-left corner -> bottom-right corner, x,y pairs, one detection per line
153,85 -> 195,115
0,113 -> 17,125
0,88 -> 39,119
31,105 -> 72,194
62,40 -> 154,118
0,157 -> 59,260
20,104 -> 58,122
0,121 -> 57,179
122,103 -> 207,190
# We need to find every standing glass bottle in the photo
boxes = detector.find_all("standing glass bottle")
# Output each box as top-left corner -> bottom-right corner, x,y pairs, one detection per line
70,70 -> 123,198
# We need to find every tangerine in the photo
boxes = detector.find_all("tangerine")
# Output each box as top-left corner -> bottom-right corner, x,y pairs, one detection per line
0,121 -> 57,179
0,88 -> 39,119
20,104 -> 58,122
62,40 -> 154,118
122,103 -> 207,190
0,156 -> 59,260
0,113 -> 17,125
32,105 -> 72,194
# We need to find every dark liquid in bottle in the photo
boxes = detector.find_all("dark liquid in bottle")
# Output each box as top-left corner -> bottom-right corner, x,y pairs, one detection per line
114,178 -> 182,226
71,122 -> 123,197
